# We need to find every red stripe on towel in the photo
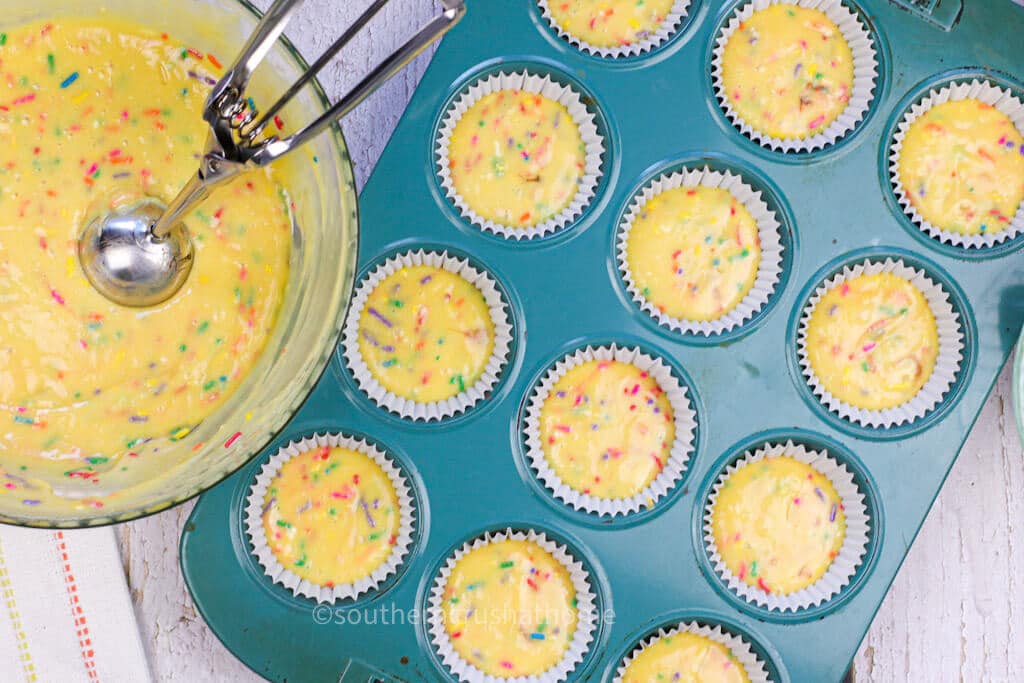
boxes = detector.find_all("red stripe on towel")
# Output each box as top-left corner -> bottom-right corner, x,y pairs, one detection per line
54,532 -> 99,681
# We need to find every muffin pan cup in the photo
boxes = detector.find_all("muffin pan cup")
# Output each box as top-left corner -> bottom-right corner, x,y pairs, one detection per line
616,164 -> 785,336
796,257 -> 965,430
888,78 -> 1024,249
536,0 -> 694,59
342,249 -> 514,422
179,1 -> 1024,681
244,432 -> 417,604
711,0 -> 879,154
702,440 -> 871,613
425,528 -> 599,683
522,343 -> 697,517
435,69 -> 605,240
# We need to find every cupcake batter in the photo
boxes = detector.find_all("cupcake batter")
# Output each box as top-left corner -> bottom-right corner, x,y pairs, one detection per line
806,272 -> 938,410
0,20 -> 290,510
897,98 -> 1024,235
358,264 -> 495,403
442,538 -> 579,678
711,455 -> 846,595
539,359 -> 674,500
547,0 -> 676,49
721,4 -> 854,139
261,445 -> 401,587
621,630 -> 751,683
626,185 -> 761,322
447,90 -> 585,229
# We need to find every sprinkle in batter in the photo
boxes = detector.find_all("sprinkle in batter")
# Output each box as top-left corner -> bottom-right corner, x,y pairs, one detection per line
442,538 -> 578,678
0,20 -> 290,511
897,98 -> 1024,236
547,0 -> 676,49
721,4 -> 854,139
712,455 -> 845,595
621,631 -> 751,683
261,445 -> 401,587
448,90 -> 584,228
540,360 -> 674,500
627,185 -> 761,322
806,272 -> 938,410
358,265 -> 494,403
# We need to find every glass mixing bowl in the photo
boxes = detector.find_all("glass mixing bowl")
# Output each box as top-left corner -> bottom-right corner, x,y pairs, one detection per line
1,0 -> 358,526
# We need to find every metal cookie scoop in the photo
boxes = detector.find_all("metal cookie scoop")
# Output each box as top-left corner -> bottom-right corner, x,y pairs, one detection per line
79,0 -> 465,308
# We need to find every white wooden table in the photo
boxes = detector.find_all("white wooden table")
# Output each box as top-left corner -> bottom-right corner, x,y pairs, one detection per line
118,2 -> 1024,680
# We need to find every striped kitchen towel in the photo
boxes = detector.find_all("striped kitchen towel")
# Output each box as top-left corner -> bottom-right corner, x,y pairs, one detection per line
0,526 -> 151,682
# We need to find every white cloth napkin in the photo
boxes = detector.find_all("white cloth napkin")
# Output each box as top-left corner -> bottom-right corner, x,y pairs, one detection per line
0,526 -> 151,682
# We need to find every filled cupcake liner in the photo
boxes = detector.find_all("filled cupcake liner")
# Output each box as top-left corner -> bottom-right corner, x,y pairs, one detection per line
523,344 -> 696,517
889,78 -> 1024,248
523,345 -> 696,516
244,432 -> 416,603
613,620 -> 771,682
616,166 -> 784,335
435,70 -> 605,239
427,528 -> 598,683
536,0 -> 692,58
711,0 -> 879,153
342,250 -> 513,422
703,441 -> 870,612
797,258 -> 964,429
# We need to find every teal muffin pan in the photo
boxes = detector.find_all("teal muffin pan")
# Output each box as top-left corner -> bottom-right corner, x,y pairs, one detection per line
179,1 -> 1024,681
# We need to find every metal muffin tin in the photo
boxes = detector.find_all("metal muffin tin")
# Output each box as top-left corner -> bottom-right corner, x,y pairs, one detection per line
180,1 -> 1024,680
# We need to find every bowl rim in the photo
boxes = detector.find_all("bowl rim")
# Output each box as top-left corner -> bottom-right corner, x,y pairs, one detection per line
0,0 -> 359,528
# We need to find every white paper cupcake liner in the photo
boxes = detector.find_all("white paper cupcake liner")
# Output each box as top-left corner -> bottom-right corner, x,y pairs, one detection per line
523,344 -> 696,517
889,78 -> 1024,248
703,441 -> 870,612
536,0 -> 692,58
427,528 -> 598,683
342,250 -> 513,421
616,166 -> 784,335
435,70 -> 605,239
712,0 -> 878,153
244,432 -> 416,603
613,620 -> 771,682
798,257 -> 964,429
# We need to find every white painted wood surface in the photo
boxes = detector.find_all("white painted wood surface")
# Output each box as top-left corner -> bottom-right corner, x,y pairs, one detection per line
116,2 -> 1024,681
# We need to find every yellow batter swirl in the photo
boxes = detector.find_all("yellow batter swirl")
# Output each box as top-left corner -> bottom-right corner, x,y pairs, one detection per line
621,631 -> 751,683
358,264 -> 495,403
539,360 -> 674,500
711,455 -> 845,595
448,90 -> 584,229
806,272 -> 938,411
626,185 -> 761,321
0,20 -> 289,511
442,538 -> 578,678
721,4 -> 854,139
261,445 -> 401,587
897,99 -> 1024,236
547,0 -> 676,49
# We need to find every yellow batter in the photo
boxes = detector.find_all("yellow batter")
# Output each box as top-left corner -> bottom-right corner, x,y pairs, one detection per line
621,631 -> 751,683
357,265 -> 495,403
721,4 -> 854,139
539,360 -> 674,500
442,538 -> 579,678
711,455 -> 845,595
897,99 -> 1024,235
806,272 -> 939,411
627,185 -> 761,322
0,20 -> 290,511
261,445 -> 401,587
547,0 -> 676,49
447,90 -> 584,229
